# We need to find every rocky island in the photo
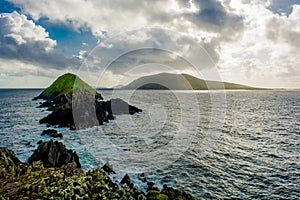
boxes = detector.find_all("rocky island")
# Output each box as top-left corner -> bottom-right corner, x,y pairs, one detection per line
34,73 -> 142,129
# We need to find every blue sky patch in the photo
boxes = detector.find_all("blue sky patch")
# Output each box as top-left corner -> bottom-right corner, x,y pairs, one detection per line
37,18 -> 98,56
0,0 -> 21,13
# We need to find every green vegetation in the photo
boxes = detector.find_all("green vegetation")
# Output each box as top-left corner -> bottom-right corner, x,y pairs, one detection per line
148,190 -> 169,200
37,73 -> 97,100
123,73 -> 264,90
0,146 -> 197,199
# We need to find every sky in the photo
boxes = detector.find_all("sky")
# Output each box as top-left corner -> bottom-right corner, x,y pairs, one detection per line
0,0 -> 299,88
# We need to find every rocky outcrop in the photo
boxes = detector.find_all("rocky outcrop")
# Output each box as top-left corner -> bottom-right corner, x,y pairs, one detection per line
34,73 -> 142,129
28,140 -> 81,168
0,145 -> 198,200
0,147 -> 27,178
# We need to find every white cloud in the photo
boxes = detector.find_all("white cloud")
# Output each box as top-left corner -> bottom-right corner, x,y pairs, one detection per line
0,11 -> 81,71
218,1 -> 300,88
0,11 -> 56,51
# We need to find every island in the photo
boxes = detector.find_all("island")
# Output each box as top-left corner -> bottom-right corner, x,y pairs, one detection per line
34,73 -> 142,130
122,73 -> 264,90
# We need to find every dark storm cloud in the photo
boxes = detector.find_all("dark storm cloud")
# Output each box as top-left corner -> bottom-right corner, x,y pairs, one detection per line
184,0 -> 244,40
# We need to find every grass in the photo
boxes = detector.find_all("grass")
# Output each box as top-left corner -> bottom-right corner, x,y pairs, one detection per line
39,73 -> 97,99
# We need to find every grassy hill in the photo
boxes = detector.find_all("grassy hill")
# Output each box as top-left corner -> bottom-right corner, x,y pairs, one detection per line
34,73 -> 101,100
123,73 -> 263,90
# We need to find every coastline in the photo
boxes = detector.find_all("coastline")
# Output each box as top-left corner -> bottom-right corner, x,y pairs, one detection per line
0,141 -> 197,200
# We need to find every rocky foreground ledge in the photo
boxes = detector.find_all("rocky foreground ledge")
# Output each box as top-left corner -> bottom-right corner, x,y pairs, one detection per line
0,141 -> 197,200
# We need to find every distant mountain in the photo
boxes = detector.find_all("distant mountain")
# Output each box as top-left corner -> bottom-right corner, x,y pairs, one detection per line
122,73 -> 263,90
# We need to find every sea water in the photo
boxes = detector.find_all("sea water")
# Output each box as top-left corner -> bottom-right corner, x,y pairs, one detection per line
0,89 -> 299,199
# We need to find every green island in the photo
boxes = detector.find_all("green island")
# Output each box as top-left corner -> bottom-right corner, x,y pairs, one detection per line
122,73 -> 265,90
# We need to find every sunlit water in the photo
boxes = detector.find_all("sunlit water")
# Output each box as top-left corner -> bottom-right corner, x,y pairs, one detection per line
0,89 -> 299,199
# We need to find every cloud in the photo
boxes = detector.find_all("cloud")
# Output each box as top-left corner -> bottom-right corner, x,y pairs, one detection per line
8,0 -> 244,41
0,11 -> 80,69
267,0 -> 300,16
0,11 -> 56,50
266,5 -> 300,49
217,1 -> 300,88
184,0 -> 245,41
80,28 -> 219,75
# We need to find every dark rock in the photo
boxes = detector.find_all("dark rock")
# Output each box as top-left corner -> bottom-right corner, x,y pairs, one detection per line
102,162 -> 116,174
41,129 -> 58,136
28,140 -> 81,168
161,185 -> 197,200
41,129 -> 63,138
120,174 -> 131,186
106,98 -> 142,115
39,103 -> 75,128
64,162 -> 83,177
0,147 -> 27,178
147,181 -> 160,192
40,94 -> 142,130
139,175 -> 147,183
37,140 -> 43,145
35,74 -> 142,130
70,124 -> 76,130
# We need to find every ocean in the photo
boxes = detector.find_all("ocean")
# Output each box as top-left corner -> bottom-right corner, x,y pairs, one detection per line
0,89 -> 299,199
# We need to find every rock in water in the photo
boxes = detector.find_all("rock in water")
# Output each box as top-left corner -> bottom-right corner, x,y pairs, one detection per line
34,73 -> 142,129
102,162 -> 116,174
121,174 -> 131,186
41,129 -> 63,138
28,140 -> 81,168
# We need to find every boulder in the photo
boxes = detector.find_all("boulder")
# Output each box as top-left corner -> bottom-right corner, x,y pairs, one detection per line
41,129 -> 63,138
28,140 -> 81,168
102,162 -> 116,174
105,98 -> 142,115
120,173 -> 131,186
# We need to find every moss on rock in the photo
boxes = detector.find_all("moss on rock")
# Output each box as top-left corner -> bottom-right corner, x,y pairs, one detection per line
0,145 -> 197,200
